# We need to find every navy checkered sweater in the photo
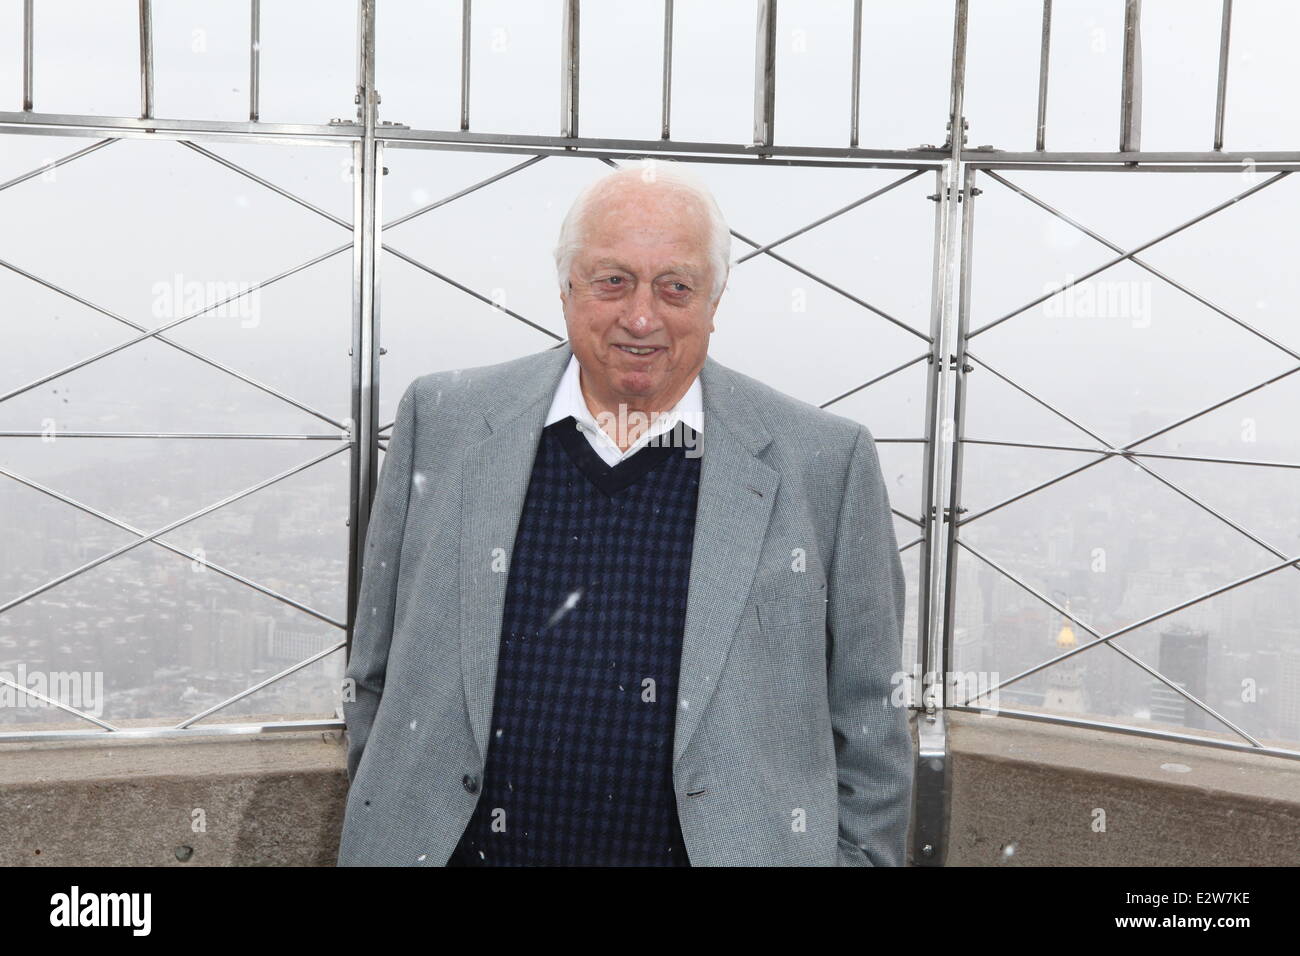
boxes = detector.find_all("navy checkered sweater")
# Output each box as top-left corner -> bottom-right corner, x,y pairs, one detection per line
449,415 -> 701,867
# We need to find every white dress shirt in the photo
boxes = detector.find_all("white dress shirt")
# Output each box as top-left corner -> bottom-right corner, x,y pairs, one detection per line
543,353 -> 704,467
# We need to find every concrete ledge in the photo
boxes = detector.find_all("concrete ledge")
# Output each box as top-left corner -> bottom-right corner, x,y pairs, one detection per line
0,731 -> 349,866
946,709 -> 1300,866
2,713 -> 1296,865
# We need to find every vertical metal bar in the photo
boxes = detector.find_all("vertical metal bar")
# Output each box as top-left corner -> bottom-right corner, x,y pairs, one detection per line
560,0 -> 580,138
373,138 -> 385,449
1120,0 -> 1143,153
460,0 -> 471,131
138,0 -> 154,119
753,0 -> 777,148
661,0 -> 674,140
249,0 -> 261,121
849,0 -> 862,147
921,166 -> 952,700
913,693 -> 951,866
348,0 -> 381,661
347,138 -> 363,662
916,163 -> 977,866
933,163 -> 964,703
941,164 -> 977,700
946,0 -> 968,159
913,0 -> 970,867
1213,0 -> 1232,150
1036,0 -> 1052,151
912,160 -> 963,867
22,0 -> 33,111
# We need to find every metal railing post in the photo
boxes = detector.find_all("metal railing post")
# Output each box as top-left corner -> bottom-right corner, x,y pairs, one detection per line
1213,0 -> 1233,151
460,0 -> 472,131
249,0 -> 261,121
912,160 -> 963,867
1120,0 -> 1143,154
911,0 -> 971,868
137,0 -> 154,119
661,0 -> 674,140
753,0 -> 777,150
1035,0 -> 1052,151
561,0 -> 580,138
849,0 -> 862,147
21,0 -> 33,111
347,0 -> 383,662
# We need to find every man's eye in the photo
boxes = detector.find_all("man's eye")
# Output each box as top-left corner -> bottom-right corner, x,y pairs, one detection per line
602,276 -> 624,286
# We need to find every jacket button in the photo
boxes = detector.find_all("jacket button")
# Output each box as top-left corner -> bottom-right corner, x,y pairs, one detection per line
462,773 -> 480,794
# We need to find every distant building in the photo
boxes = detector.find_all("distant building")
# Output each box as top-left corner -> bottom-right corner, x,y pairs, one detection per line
1276,643 -> 1300,742
1149,624 -> 1210,732
1043,603 -> 1087,715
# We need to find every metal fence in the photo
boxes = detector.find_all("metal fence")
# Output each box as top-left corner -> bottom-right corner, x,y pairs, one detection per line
1,0 -> 1297,866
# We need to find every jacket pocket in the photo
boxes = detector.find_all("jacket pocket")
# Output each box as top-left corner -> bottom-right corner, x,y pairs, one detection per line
755,582 -> 826,629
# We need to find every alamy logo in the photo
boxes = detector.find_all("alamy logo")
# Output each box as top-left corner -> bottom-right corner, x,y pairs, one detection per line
49,886 -> 151,936
0,665 -> 103,716
589,406 -> 703,458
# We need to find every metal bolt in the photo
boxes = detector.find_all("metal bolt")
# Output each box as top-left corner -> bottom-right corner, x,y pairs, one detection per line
921,844 -> 934,857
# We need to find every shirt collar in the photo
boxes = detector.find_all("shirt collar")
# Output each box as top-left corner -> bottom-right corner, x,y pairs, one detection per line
543,352 -> 704,458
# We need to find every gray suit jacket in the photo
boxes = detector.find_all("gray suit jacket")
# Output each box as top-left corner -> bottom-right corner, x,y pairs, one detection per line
337,343 -> 914,866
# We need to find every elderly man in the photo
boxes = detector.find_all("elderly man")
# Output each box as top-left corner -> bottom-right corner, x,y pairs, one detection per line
336,159 -> 913,867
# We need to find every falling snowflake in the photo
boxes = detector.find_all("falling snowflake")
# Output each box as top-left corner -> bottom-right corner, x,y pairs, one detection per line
547,589 -> 583,627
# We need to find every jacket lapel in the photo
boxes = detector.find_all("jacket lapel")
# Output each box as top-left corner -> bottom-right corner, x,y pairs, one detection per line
460,344 -> 572,765
458,346 -> 780,769
672,356 -> 778,764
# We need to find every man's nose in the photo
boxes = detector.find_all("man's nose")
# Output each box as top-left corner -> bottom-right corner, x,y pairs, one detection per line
623,287 -> 662,336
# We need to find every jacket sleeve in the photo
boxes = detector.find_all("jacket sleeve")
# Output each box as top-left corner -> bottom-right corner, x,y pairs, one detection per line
342,378 -> 418,783
826,424 -> 914,866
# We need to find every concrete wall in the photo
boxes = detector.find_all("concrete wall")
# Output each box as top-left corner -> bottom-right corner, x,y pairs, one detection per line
2,713 -> 1297,865
0,732 -> 349,866
945,710 -> 1300,866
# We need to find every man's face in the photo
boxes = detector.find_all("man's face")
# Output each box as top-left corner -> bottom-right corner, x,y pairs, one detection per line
560,182 -> 722,413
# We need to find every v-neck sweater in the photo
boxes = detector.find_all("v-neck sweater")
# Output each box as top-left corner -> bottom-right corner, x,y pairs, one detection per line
448,415 -> 703,866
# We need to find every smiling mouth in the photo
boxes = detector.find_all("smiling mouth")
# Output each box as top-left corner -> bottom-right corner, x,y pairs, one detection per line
614,344 -> 662,356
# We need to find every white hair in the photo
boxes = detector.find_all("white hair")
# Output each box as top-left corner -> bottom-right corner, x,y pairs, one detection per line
553,158 -> 731,304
